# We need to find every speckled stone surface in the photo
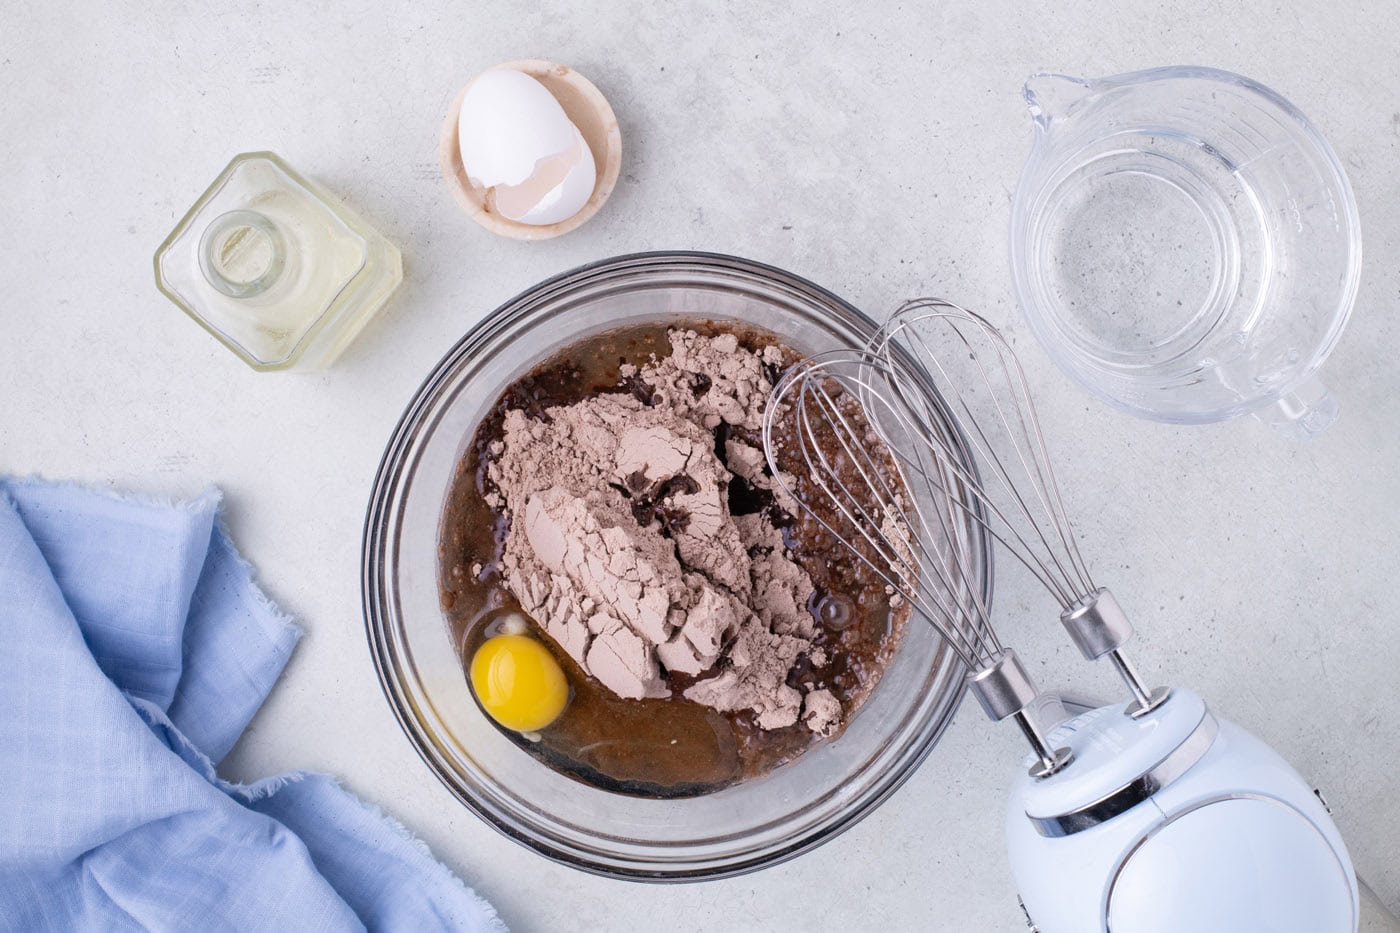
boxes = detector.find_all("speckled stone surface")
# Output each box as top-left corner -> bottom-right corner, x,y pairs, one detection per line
3,2 -> 1398,929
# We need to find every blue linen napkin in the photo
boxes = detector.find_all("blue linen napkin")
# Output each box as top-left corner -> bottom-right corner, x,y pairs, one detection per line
0,478 -> 506,932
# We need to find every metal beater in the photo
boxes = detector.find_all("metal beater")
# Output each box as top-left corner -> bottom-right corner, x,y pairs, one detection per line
867,298 -> 1167,715
762,299 -> 1362,933
761,334 -> 1073,776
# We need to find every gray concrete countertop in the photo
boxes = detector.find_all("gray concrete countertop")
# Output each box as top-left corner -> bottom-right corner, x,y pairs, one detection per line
4,1 -> 1398,929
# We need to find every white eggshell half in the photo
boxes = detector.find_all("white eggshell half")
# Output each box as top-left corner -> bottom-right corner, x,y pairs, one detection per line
506,128 -> 597,226
457,69 -> 576,188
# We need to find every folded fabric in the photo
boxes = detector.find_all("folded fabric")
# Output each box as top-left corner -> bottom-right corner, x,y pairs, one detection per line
0,478 -> 506,932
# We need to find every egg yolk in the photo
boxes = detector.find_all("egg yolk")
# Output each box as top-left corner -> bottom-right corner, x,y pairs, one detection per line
470,634 -> 569,732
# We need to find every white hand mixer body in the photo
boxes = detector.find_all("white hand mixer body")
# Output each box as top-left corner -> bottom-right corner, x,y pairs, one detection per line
764,299 -> 1360,933
1007,687 -> 1356,932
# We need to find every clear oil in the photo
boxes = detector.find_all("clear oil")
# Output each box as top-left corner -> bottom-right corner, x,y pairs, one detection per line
156,152 -> 402,371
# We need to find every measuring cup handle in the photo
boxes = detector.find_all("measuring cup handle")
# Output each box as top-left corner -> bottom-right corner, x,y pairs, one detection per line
1251,376 -> 1339,440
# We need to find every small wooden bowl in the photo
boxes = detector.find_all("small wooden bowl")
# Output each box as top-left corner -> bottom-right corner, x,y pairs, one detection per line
439,60 -> 622,240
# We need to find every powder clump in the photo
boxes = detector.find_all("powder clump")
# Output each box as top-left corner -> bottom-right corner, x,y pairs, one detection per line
488,330 -> 835,733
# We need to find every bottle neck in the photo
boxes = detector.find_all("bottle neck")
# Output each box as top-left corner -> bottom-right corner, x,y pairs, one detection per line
198,209 -> 286,299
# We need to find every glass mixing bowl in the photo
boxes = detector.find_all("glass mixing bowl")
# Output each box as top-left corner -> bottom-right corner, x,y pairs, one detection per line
362,252 -> 990,880
1010,67 -> 1362,438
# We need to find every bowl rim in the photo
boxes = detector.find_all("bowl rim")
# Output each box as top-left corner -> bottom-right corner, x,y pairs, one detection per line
361,250 -> 989,880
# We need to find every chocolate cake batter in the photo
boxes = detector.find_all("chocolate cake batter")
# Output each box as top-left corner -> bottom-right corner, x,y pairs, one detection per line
439,321 -> 908,797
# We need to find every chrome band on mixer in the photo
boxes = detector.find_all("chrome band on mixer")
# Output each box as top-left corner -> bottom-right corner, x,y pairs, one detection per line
1026,711 -> 1220,838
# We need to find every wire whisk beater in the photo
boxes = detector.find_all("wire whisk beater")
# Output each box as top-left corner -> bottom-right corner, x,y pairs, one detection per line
763,341 -> 1073,776
870,300 -> 1166,716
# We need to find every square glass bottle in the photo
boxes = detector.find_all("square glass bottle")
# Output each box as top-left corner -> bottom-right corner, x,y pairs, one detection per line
155,151 -> 403,371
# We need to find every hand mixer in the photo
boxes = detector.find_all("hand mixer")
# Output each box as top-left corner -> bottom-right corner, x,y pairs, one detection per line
763,299 -> 1360,933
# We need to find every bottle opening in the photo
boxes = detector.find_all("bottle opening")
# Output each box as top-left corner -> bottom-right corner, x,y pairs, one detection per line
198,209 -> 285,298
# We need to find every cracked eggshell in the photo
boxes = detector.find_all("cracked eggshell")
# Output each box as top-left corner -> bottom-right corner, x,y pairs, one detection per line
440,60 -> 621,240
456,69 -> 597,227
487,126 -> 597,226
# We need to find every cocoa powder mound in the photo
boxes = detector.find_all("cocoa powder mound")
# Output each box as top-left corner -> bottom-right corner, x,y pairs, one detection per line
487,330 -> 841,735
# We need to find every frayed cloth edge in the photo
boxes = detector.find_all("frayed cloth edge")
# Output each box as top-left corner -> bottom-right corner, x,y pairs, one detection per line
0,475 -> 304,649
262,774 -> 509,933
128,700 -> 506,933
210,516 -> 304,649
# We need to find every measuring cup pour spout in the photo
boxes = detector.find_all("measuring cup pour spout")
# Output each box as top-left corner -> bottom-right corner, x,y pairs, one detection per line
1022,73 -> 1096,131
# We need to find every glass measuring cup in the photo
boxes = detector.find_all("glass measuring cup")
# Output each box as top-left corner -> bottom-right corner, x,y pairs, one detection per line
1009,67 -> 1362,438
